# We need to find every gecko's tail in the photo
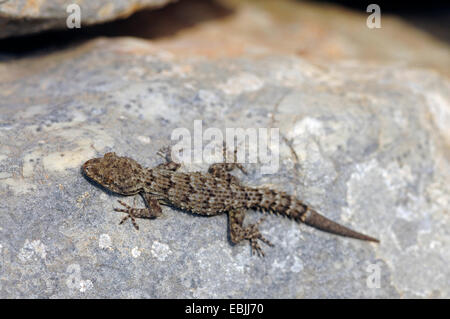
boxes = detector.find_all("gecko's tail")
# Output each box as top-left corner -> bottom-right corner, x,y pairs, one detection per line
247,188 -> 379,243
301,208 -> 379,243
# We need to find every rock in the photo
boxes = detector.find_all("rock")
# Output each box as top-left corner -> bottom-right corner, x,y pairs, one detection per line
0,0 -> 174,39
137,0 -> 450,77
0,37 -> 449,298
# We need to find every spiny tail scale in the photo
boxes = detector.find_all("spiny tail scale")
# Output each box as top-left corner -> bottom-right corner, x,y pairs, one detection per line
245,187 -> 379,243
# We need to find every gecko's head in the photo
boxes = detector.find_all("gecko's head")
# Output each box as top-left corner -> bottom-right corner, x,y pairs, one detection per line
82,152 -> 145,195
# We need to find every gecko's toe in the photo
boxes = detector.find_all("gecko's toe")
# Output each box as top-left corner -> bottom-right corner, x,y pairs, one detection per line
118,213 -> 140,230
119,215 -> 129,224
117,199 -> 131,208
250,240 -> 265,257
237,163 -> 248,175
258,235 -> 274,247
130,216 -> 140,230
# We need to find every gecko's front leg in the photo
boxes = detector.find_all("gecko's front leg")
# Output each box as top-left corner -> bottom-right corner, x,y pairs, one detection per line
114,193 -> 163,230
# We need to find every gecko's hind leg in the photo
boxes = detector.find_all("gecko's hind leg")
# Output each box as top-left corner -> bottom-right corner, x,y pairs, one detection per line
208,143 -> 247,183
114,193 -> 162,230
156,146 -> 181,171
228,209 -> 273,257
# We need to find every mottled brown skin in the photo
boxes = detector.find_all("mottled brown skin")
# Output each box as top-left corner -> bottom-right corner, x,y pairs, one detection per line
82,149 -> 379,257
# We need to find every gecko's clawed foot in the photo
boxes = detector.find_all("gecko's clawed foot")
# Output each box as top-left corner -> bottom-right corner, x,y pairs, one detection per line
157,146 -> 168,158
246,216 -> 273,257
114,200 -> 140,230
156,146 -> 181,171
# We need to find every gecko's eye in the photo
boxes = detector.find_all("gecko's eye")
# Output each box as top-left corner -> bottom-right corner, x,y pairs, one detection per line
82,160 -> 97,177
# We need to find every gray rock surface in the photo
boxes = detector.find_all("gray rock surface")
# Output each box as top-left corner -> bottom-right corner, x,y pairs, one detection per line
0,0 -> 173,39
0,37 -> 449,298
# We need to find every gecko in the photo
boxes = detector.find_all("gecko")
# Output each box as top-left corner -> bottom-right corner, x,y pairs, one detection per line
81,146 -> 379,257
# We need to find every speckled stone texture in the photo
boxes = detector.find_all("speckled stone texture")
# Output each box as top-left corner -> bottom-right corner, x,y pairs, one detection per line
0,36 -> 449,298
0,0 -> 174,38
